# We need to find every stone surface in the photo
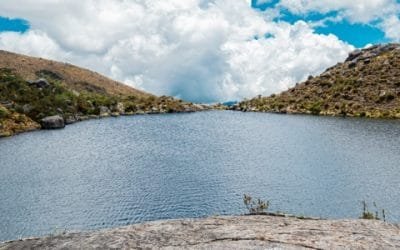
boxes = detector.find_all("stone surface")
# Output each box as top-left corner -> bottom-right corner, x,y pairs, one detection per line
1,215 -> 399,249
99,106 -> 110,117
27,78 -> 50,89
40,115 -> 65,129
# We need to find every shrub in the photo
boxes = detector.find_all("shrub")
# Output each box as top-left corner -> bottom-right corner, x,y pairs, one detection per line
360,201 -> 386,221
243,194 -> 269,215
309,102 -> 322,115
0,106 -> 10,119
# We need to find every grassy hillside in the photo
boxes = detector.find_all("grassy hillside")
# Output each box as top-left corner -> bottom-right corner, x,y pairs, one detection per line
237,44 -> 400,119
0,50 -> 147,97
0,51 -> 203,137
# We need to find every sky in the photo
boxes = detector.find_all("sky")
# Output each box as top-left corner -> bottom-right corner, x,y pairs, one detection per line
0,0 -> 399,103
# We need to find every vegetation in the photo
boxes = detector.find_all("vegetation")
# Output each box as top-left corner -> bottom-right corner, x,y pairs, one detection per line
0,50 -> 146,97
360,201 -> 386,222
0,105 -> 9,119
242,196 -> 389,222
0,51 -> 203,137
236,44 -> 400,119
243,194 -> 270,215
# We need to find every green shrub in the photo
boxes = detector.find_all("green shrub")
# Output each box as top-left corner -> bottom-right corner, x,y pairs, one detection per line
309,102 -> 322,115
360,201 -> 386,221
243,194 -> 269,215
0,106 -> 9,119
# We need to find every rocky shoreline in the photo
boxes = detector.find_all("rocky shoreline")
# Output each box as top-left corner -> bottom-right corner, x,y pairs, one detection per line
0,104 -> 211,138
1,215 -> 399,249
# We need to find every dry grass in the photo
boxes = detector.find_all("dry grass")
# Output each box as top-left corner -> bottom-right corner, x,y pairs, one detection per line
0,50 -> 150,98
239,44 -> 400,118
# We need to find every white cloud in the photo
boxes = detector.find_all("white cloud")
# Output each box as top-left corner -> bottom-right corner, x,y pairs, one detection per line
0,0 -> 353,102
278,0 -> 399,23
276,0 -> 400,43
380,15 -> 400,41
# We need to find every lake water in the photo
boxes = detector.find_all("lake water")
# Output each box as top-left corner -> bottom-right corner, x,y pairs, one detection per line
1,111 -> 400,241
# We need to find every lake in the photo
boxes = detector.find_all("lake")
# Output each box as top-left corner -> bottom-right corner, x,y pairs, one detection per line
1,111 -> 400,241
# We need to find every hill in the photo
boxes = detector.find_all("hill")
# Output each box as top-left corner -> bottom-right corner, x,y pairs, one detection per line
0,50 -> 147,97
0,51 -> 203,137
236,44 -> 400,118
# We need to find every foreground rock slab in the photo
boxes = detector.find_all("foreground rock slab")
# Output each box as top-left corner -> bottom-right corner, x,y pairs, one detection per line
1,215 -> 400,249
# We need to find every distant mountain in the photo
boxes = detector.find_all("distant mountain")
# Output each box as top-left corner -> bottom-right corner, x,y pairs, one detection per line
0,51 -> 204,137
236,44 -> 400,119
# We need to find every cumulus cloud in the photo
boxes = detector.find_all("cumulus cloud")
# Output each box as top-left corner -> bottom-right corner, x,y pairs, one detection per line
277,0 -> 400,43
278,0 -> 398,23
380,15 -> 400,41
0,0 -> 353,102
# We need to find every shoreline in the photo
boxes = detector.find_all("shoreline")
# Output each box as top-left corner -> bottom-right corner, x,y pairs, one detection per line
1,215 -> 399,249
230,108 -> 400,120
0,108 -> 210,139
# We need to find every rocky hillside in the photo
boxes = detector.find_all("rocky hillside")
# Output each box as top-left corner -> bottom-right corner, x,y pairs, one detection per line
0,51 -> 205,137
0,50 -> 147,97
1,215 -> 399,249
236,44 -> 400,118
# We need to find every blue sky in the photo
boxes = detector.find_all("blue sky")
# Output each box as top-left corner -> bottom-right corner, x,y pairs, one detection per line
0,2 -> 392,48
0,17 -> 29,33
251,0 -> 390,47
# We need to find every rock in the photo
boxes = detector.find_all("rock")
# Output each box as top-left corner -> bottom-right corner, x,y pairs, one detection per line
99,106 -> 110,117
65,115 -> 78,125
40,115 -> 65,129
78,116 -> 89,121
28,78 -> 50,89
193,104 -> 206,111
0,101 -> 13,109
346,49 -> 362,62
348,61 -> 357,68
22,104 -> 33,114
1,216 -> 399,249
115,102 -> 125,114
110,112 -> 120,117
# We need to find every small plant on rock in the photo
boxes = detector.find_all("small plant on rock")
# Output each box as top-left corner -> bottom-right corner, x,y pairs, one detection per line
360,201 -> 386,222
243,194 -> 269,215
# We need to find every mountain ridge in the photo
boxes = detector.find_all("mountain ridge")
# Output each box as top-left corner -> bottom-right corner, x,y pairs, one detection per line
236,43 -> 400,119
0,50 -> 148,97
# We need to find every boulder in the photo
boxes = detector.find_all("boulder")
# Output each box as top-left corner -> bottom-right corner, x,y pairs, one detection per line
0,101 -> 14,109
22,104 -> 33,114
115,102 -> 125,114
345,49 -> 362,62
28,78 -> 50,89
65,115 -> 78,125
99,106 -> 110,117
40,115 -> 65,129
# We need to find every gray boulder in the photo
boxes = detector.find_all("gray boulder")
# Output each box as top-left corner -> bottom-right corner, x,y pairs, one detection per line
41,115 -> 65,129
99,106 -> 110,117
65,115 -> 78,125
28,78 -> 50,89
22,104 -> 33,114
